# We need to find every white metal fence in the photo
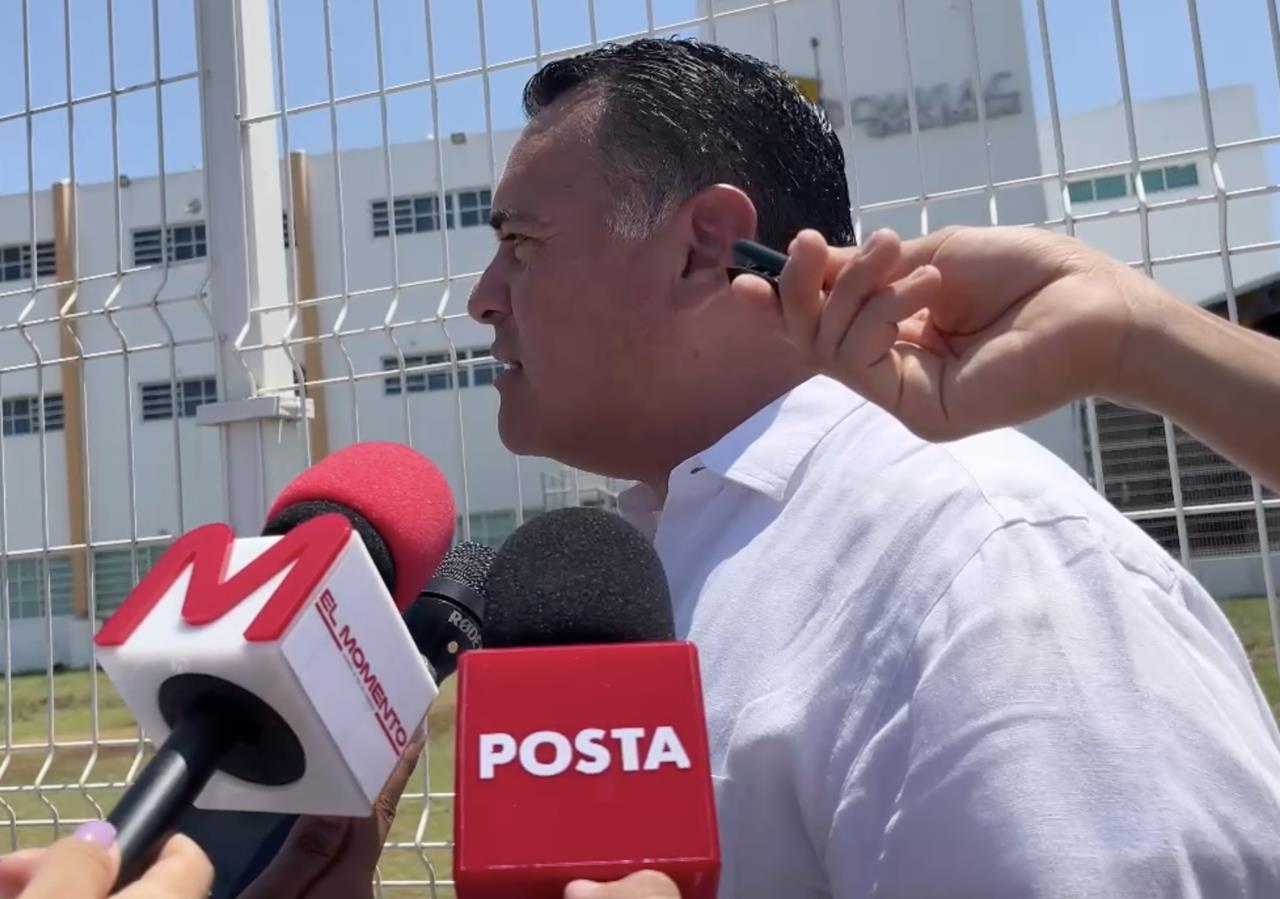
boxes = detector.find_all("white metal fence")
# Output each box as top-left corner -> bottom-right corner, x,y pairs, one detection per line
1,0 -> 1278,895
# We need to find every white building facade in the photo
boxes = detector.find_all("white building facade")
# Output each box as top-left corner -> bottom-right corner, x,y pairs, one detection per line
0,0 -> 1275,672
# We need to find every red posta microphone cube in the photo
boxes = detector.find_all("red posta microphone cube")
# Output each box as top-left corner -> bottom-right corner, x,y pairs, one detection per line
454,642 -> 720,899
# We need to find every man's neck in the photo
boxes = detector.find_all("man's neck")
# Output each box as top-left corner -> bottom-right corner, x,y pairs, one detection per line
636,367 -> 811,503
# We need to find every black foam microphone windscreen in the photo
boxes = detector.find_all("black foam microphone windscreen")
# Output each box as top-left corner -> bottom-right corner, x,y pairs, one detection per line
483,506 -> 674,648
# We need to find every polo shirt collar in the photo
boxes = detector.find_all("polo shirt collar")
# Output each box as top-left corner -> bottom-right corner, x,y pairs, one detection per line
692,375 -> 866,501
617,376 -> 866,538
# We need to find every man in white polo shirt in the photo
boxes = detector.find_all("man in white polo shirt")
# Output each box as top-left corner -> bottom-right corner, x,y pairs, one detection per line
465,37 -> 1280,899
241,37 -> 1280,899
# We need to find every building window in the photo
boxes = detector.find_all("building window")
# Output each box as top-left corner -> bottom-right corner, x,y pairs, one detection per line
1093,175 -> 1127,201
468,350 -> 501,387
1067,180 -> 1095,204
371,189 -> 492,236
1163,163 -> 1199,190
1067,164 -> 1199,206
140,377 -> 217,421
133,223 -> 207,266
383,352 -> 453,393
169,224 -> 207,261
456,189 -> 493,228
459,510 -> 516,547
1086,399 -> 1278,558
93,545 -> 167,619
3,556 -> 73,619
382,349 -> 499,395
1138,165 -> 1200,194
371,200 -> 388,237
372,195 -> 455,237
383,354 -> 426,395
2,394 -> 65,436
133,229 -> 163,265
455,508 -> 543,548
0,241 -> 56,282
469,510 -> 516,547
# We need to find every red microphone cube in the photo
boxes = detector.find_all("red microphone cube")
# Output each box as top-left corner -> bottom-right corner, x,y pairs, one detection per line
454,642 -> 720,899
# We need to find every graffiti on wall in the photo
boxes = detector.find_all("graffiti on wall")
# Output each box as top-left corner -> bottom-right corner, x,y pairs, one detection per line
820,71 -> 1023,138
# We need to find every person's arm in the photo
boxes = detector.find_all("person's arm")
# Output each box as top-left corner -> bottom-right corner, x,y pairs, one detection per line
1123,291 -> 1280,494
750,225 -> 1280,494
235,725 -> 427,899
826,519 -> 1280,898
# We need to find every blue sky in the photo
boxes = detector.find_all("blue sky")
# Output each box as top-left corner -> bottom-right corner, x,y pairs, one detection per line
0,0 -> 1277,197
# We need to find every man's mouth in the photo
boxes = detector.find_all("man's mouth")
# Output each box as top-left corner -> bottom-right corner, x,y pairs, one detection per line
491,349 -> 523,378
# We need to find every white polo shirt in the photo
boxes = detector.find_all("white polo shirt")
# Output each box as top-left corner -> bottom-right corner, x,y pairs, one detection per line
618,375 -> 1280,899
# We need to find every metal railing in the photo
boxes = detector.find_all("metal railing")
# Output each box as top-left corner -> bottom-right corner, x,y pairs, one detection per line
0,0 -> 1277,895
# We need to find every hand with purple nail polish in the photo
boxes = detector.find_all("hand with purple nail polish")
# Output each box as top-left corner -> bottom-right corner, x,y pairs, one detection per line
0,821 -> 212,899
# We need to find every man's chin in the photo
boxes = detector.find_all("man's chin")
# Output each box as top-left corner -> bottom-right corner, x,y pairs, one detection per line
496,404 -> 544,458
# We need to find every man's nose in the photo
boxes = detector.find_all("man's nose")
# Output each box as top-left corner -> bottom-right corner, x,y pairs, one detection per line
468,262 -> 511,325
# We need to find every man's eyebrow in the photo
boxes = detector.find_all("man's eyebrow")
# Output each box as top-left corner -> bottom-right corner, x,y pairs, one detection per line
489,207 -> 546,232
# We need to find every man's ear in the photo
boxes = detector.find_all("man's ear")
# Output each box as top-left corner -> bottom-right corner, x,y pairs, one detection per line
672,184 -> 757,311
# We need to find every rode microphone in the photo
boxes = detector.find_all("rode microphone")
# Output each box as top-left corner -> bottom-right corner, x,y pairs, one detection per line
404,540 -> 495,682
454,507 -> 720,899
94,442 -> 455,887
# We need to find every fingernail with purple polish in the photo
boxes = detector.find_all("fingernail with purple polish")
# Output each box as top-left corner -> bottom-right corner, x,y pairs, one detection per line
73,821 -> 117,849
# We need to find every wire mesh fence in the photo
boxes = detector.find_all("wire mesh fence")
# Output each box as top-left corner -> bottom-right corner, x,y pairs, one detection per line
0,0 -> 1277,894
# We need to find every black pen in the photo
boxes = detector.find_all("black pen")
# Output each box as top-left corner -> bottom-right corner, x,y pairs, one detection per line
732,239 -> 789,277
728,238 -> 789,293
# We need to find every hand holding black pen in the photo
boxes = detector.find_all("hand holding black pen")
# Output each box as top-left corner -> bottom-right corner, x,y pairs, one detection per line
727,224 -> 1280,499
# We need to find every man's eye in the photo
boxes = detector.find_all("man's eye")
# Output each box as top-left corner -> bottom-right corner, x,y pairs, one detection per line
501,234 -> 531,258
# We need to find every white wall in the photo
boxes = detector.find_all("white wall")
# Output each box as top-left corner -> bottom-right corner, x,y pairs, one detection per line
708,0 -> 1049,235
3,618 -> 94,673
1037,85 -> 1278,304
1192,555 -> 1280,601
1026,86 -> 1278,488
0,171 -> 226,554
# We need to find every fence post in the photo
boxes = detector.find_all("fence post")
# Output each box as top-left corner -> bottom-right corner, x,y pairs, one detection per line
194,0 -> 305,534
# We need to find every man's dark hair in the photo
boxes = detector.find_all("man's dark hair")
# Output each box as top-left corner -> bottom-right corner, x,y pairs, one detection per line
522,38 -> 854,251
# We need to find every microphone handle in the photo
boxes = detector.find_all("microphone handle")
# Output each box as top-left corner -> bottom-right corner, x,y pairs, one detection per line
109,704 -> 239,889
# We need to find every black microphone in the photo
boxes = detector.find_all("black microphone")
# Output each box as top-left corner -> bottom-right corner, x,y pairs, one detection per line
482,506 -> 675,648
404,540 -> 495,681
452,507 -> 720,897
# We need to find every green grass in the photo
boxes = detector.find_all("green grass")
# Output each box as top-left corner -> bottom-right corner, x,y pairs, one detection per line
1220,597 -> 1280,720
1,668 -> 458,893
3,598 -> 1279,896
